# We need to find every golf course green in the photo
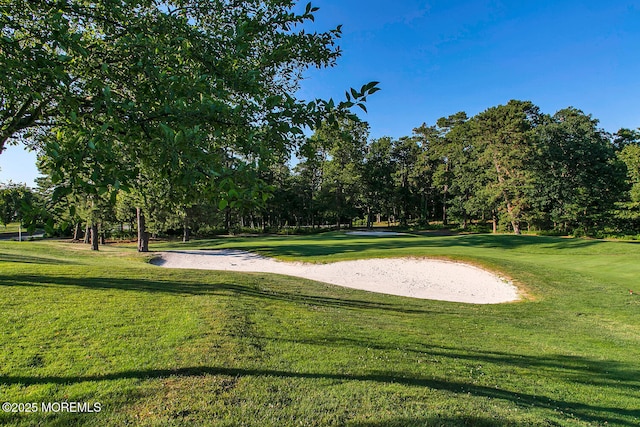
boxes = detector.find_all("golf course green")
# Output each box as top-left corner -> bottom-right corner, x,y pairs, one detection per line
0,232 -> 638,426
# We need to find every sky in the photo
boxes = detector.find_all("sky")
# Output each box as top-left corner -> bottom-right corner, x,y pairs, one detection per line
2,0 -> 640,187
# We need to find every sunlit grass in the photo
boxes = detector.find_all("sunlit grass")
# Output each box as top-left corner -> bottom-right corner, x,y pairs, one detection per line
1,234 -> 639,426
0,222 -> 24,235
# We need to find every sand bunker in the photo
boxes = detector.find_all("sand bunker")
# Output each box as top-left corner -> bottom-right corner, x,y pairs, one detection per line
345,231 -> 407,236
152,250 -> 519,304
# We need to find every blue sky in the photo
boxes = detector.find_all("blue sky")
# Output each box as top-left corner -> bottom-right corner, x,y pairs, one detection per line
2,0 -> 639,186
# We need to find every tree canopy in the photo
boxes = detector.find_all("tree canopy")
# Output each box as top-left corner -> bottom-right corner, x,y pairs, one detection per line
3,3 -> 638,241
3,0 -> 378,249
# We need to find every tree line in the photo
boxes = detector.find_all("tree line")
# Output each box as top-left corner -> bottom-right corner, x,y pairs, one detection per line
3,2 -> 639,249
1,0 -> 378,250
228,100 -> 640,237
4,99 -> 640,244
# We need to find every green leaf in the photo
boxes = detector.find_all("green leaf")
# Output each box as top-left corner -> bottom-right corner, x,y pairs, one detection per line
160,123 -> 173,138
52,186 -> 71,201
218,199 -> 228,210
365,81 -> 380,91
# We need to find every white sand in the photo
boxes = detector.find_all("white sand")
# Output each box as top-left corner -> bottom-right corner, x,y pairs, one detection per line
345,231 -> 407,236
151,250 -> 520,304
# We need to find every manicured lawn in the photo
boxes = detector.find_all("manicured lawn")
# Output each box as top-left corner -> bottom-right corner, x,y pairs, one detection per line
0,223 -> 23,234
0,233 -> 639,426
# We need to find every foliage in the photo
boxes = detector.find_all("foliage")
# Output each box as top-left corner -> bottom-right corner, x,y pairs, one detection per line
614,141 -> 640,228
0,181 -> 48,232
534,108 -> 625,232
6,0 -> 379,249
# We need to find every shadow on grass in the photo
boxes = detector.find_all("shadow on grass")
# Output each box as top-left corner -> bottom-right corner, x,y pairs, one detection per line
1,365 -> 637,426
348,415 -> 531,427
182,234 -> 608,260
255,333 -> 640,393
0,273 -> 439,315
0,253 -> 75,265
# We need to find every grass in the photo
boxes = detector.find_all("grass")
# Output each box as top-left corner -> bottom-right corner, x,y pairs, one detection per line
0,222 -> 23,234
0,233 -> 639,426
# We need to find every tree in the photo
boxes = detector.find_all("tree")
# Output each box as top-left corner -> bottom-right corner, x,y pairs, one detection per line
535,108 -> 625,233
1,0 -> 85,152
436,115 -> 485,229
615,136 -> 640,230
417,113 -> 475,227
303,117 -> 368,229
0,182 -> 44,240
613,127 -> 640,149
292,146 -> 325,228
471,100 -> 542,234
23,1 -> 378,250
390,136 -> 420,225
362,137 -> 395,226
0,182 -> 33,226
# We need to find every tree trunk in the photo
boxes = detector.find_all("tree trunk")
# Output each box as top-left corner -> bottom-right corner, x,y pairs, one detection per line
73,222 -> 82,241
84,224 -> 91,244
91,224 -> 99,251
224,208 -> 231,234
423,192 -> 429,225
183,215 -> 190,242
442,184 -> 448,226
512,221 -> 521,235
506,201 -> 521,235
492,211 -> 498,234
137,207 -> 149,252
493,159 -> 521,235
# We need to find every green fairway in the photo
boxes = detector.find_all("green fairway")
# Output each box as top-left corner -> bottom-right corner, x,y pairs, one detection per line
0,223 -> 24,235
0,233 -> 639,426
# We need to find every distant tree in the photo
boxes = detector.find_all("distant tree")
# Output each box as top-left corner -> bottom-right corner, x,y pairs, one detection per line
0,182 -> 33,226
390,136 -> 420,225
305,118 -> 368,228
362,137 -> 395,226
613,128 -> 640,150
471,100 -> 542,234
292,145 -> 326,228
0,182 -> 48,238
535,108 -> 625,233
410,125 -> 440,225
415,113 -> 472,227
615,140 -> 640,230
